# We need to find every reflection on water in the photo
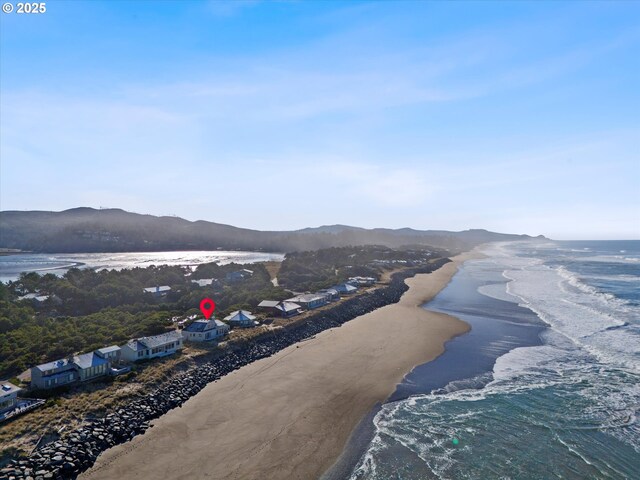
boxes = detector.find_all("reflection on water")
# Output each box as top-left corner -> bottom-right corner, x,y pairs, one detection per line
0,250 -> 285,282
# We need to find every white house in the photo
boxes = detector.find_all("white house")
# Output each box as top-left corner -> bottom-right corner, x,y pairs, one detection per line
0,383 -> 21,415
224,310 -> 257,328
183,319 -> 230,342
143,285 -> 172,297
120,331 -> 184,362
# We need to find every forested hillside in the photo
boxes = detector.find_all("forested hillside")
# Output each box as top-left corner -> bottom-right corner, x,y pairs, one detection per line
0,208 -> 545,253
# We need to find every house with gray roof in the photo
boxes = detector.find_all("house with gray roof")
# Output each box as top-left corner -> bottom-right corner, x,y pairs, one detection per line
96,345 -> 121,362
31,357 -> 79,390
30,344 -> 123,389
333,283 -> 358,294
317,288 -> 340,302
183,319 -> 230,341
258,300 -> 302,317
224,310 -> 257,328
120,331 -> 183,362
0,383 -> 22,415
286,293 -> 328,310
74,351 -> 109,382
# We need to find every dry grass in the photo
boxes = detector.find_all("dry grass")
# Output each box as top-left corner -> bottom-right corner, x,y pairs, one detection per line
260,261 -> 282,282
0,351 -> 210,460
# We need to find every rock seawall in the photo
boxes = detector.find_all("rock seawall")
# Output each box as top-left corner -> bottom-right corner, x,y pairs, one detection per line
1,259 -> 450,480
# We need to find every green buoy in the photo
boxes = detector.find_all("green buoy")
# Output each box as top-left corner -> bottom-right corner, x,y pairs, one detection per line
452,438 -> 459,445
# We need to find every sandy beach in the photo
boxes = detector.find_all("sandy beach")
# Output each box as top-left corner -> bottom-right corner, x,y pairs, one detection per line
80,253 -> 476,480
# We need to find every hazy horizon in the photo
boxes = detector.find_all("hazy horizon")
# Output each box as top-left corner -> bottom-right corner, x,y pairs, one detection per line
4,205 -> 640,241
1,1 -> 639,240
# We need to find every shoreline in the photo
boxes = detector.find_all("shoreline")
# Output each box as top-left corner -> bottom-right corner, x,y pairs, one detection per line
78,252 -> 477,480
320,250 -> 484,480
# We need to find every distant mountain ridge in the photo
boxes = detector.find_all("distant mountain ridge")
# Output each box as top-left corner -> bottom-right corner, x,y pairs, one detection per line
0,208 -> 546,253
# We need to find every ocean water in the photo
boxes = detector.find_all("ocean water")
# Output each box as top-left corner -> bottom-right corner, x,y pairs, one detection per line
0,250 -> 285,283
348,240 -> 640,479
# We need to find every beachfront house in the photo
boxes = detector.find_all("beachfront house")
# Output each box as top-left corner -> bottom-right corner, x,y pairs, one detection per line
317,288 -> 340,302
333,283 -> 358,295
120,331 -> 184,362
143,285 -> 172,297
30,344 -> 124,389
258,300 -> 302,318
0,383 -> 21,415
224,310 -> 257,328
183,319 -> 230,341
286,293 -> 328,310
225,269 -> 254,283
31,357 -> 79,390
74,351 -> 110,382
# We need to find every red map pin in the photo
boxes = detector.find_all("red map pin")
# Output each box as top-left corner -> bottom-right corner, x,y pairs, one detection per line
200,298 -> 216,319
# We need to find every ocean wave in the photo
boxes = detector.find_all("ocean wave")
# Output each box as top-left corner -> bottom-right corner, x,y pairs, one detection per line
350,241 -> 640,479
582,254 -> 640,264
476,282 -> 520,304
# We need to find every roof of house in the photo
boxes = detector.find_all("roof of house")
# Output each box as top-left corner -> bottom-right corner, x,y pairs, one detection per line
318,288 -> 339,295
278,301 -> 301,312
191,278 -> 216,286
130,330 -> 183,349
73,352 -> 109,370
258,300 -> 280,308
334,283 -> 357,292
125,340 -> 144,352
287,294 -> 325,303
224,310 -> 256,322
0,382 -> 21,396
258,300 -> 301,312
33,357 -> 75,373
97,345 -> 121,355
143,285 -> 172,293
184,319 -> 226,333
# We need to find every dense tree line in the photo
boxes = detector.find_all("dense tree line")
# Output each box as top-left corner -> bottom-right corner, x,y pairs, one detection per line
277,245 -> 438,291
0,304 -> 172,377
0,246 -> 442,378
0,262 -> 289,378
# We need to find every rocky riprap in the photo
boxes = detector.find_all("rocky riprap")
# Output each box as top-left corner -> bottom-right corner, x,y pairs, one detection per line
1,259 -> 449,480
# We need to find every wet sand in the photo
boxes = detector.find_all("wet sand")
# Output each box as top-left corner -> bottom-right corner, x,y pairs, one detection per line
81,253 -> 476,480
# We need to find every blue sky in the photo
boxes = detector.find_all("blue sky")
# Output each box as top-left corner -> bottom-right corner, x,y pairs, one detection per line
1,0 -> 638,239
